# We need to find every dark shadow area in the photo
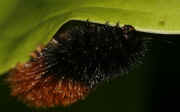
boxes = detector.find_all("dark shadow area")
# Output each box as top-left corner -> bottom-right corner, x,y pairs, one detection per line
143,37 -> 180,112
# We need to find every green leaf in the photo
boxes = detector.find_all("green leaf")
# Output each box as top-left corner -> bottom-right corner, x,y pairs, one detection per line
0,0 -> 180,74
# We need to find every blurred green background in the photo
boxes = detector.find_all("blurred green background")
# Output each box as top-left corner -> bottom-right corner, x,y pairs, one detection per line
0,0 -> 180,112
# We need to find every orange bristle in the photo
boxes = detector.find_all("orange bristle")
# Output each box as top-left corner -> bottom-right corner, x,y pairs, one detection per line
7,49 -> 89,107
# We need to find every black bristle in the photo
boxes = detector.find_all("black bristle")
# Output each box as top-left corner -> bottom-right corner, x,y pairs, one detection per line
41,20 -> 146,87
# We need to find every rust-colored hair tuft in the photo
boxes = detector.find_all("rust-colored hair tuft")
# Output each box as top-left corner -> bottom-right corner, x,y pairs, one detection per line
7,47 -> 89,107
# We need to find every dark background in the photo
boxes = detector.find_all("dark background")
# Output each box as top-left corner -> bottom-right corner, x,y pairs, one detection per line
0,37 -> 180,112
